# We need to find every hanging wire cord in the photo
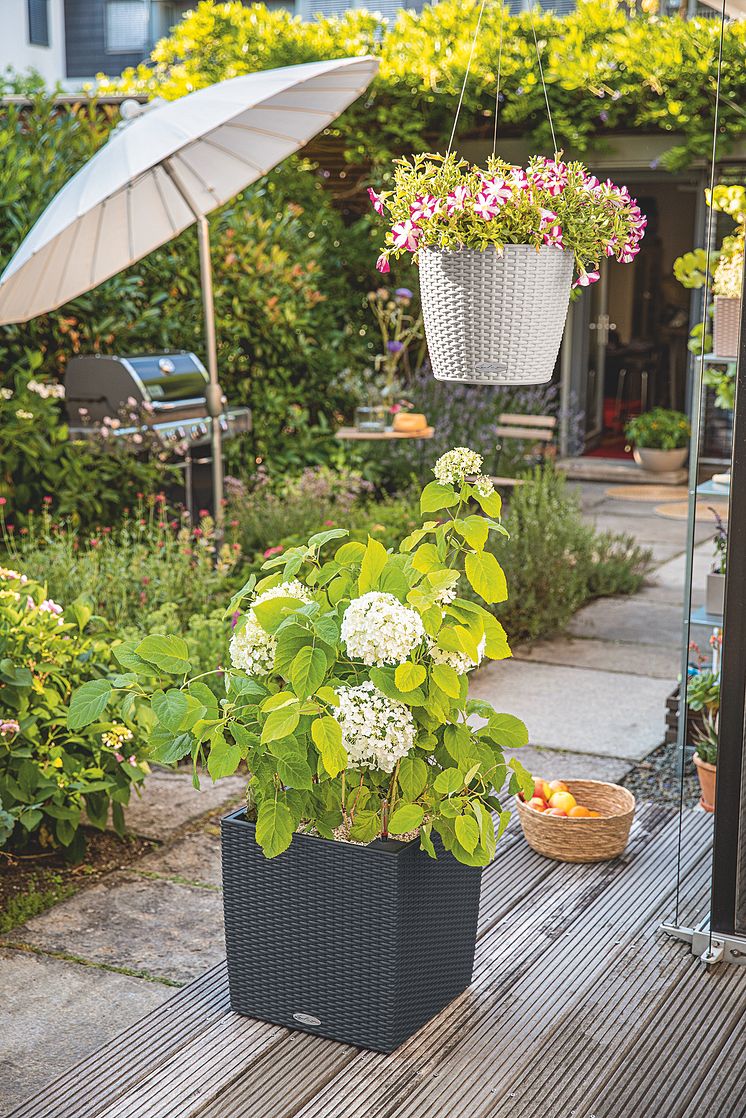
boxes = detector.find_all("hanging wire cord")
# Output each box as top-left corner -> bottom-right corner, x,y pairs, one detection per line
673,0 -> 728,936
447,0 -> 557,160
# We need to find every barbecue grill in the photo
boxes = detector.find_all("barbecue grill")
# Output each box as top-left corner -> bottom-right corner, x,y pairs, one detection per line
65,352 -> 251,515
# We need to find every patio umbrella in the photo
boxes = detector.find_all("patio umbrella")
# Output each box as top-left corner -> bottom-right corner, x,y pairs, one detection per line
0,56 -> 379,522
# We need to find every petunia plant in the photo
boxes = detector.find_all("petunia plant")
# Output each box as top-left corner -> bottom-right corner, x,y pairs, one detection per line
69,447 -> 531,867
370,152 -> 646,289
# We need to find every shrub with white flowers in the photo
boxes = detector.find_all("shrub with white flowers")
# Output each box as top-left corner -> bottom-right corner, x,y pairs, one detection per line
71,450 -> 531,866
341,592 -> 425,666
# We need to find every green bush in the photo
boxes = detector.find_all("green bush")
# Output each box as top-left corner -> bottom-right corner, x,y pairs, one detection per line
495,468 -> 652,641
2,499 -> 241,631
0,568 -> 148,858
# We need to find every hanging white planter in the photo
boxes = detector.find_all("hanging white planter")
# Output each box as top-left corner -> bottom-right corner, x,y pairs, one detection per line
712,295 -> 741,359
419,244 -> 574,385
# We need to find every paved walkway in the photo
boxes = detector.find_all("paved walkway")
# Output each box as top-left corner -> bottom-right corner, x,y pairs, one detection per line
0,482 -> 714,1114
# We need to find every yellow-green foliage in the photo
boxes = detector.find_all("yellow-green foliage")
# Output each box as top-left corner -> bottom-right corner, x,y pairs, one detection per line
97,0 -> 746,171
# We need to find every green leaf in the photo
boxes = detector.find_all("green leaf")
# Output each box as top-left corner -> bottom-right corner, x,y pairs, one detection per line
358,536 -> 389,594
255,800 -> 294,858
455,814 -> 480,854
261,705 -> 300,744
273,623 -> 314,675
135,634 -> 191,675
431,663 -> 460,698
420,480 -> 459,513
276,754 -> 313,790
411,543 -> 441,574
317,685 -> 339,707
188,681 -> 219,720
290,646 -> 327,699
464,552 -> 508,605
496,810 -> 512,842
509,756 -> 535,801
148,726 -> 193,763
394,661 -> 427,692
370,666 -> 427,706
388,803 -> 424,834
262,691 -> 297,712
455,515 -> 489,551
335,541 -> 366,564
66,679 -> 112,730
419,822 -> 437,859
226,573 -> 257,616
311,715 -> 347,776
252,595 -> 307,635
488,714 -> 529,749
473,487 -> 502,518
308,527 -> 348,549
152,688 -> 199,733
398,756 -> 428,799
482,614 -> 512,660
434,767 -> 464,796
348,810 -> 381,843
207,729 -> 241,780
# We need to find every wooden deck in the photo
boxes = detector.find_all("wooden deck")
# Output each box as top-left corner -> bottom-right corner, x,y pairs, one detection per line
8,805 -> 746,1118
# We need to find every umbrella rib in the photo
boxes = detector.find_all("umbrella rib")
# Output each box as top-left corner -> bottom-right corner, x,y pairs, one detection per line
127,183 -> 135,263
90,201 -> 107,291
197,135 -> 266,174
153,167 -> 182,236
221,104 -> 331,118
222,120 -> 333,144
168,155 -> 222,207
53,219 -> 83,309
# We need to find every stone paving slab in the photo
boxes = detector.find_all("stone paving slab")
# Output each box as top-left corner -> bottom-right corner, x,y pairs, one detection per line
502,746 -> 631,784
590,511 -> 711,548
3,872 -> 225,985
0,948 -> 170,1113
470,659 -> 669,761
134,829 -> 223,889
512,636 -> 679,680
566,596 -> 682,647
123,770 -> 246,841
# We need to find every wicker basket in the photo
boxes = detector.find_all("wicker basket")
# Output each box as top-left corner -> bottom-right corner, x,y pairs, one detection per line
515,779 -> 636,863
712,295 -> 741,359
418,244 -> 574,385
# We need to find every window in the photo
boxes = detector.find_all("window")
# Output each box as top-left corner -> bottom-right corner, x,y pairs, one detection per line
105,0 -> 150,53
27,0 -> 50,46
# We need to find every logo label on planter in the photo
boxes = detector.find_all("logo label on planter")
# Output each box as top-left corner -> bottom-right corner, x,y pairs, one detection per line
293,1012 -> 322,1026
475,361 -> 508,377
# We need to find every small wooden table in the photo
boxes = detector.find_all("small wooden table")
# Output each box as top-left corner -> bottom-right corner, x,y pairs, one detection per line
334,426 -> 435,441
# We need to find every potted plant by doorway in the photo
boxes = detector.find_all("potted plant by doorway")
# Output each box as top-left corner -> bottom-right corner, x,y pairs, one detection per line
368,153 -> 646,386
692,711 -> 718,813
69,447 -> 531,1052
624,408 -> 690,473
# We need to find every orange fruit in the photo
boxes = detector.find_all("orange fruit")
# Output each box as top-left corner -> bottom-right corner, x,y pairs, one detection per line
587,810 -> 603,818
568,805 -> 591,818
548,791 -> 577,813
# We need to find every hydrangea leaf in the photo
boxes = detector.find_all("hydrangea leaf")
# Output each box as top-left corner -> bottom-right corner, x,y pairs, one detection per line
464,551 -> 508,605
388,803 -> 424,834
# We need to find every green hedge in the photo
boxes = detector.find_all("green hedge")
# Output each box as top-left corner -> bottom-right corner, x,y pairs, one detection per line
99,0 -> 746,172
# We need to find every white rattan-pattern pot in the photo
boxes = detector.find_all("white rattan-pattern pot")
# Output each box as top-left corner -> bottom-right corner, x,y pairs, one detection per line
419,244 -> 574,385
713,295 -> 741,359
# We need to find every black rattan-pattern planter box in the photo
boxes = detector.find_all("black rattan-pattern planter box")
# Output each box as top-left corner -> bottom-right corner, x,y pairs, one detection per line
221,807 -> 483,1052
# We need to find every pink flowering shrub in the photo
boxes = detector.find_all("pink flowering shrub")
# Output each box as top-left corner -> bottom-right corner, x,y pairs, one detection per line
370,153 -> 646,288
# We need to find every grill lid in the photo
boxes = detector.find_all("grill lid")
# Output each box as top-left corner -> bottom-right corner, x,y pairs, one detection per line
65,352 -> 209,422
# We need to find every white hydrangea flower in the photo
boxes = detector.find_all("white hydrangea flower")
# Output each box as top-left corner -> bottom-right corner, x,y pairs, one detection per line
428,635 -> 486,675
229,580 -> 311,676
434,584 -> 457,607
341,592 -> 425,666
334,681 -> 416,773
473,474 -> 495,498
433,447 -> 483,486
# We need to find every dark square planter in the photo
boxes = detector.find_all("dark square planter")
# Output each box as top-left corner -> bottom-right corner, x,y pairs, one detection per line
221,807 -> 483,1052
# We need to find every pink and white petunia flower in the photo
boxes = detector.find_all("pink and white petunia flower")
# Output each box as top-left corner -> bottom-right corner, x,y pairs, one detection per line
410,194 -> 440,221
376,253 -> 391,274
573,269 -> 601,288
367,188 -> 385,216
391,220 -> 421,251
510,168 -> 530,191
480,177 -> 512,205
542,225 -> 565,248
472,192 -> 501,220
604,237 -> 618,257
538,207 -> 559,228
446,183 -> 470,214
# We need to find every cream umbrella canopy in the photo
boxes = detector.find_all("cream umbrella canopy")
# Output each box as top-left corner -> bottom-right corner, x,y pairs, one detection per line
0,56 -> 379,521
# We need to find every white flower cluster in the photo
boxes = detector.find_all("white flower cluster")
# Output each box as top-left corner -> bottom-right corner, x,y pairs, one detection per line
428,635 -> 486,675
0,388 -> 12,401
334,681 -> 416,773
432,447 -> 495,497
341,592 -> 424,666
27,379 -> 65,400
433,447 -> 483,486
229,580 -> 311,676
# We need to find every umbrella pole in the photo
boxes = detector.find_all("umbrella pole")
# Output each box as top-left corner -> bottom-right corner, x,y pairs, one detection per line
196,214 -> 225,534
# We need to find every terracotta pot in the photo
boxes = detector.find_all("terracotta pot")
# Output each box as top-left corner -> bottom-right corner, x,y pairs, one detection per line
633,446 -> 688,474
693,752 -> 716,813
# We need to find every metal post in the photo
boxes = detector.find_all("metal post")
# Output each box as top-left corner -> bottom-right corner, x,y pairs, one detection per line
196,214 -> 225,533
710,249 -> 746,937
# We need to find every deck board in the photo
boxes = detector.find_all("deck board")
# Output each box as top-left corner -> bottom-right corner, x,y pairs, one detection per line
7,806 -> 744,1118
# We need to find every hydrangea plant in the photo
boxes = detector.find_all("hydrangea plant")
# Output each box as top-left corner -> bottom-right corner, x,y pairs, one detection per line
69,448 -> 531,866
369,153 -> 646,289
